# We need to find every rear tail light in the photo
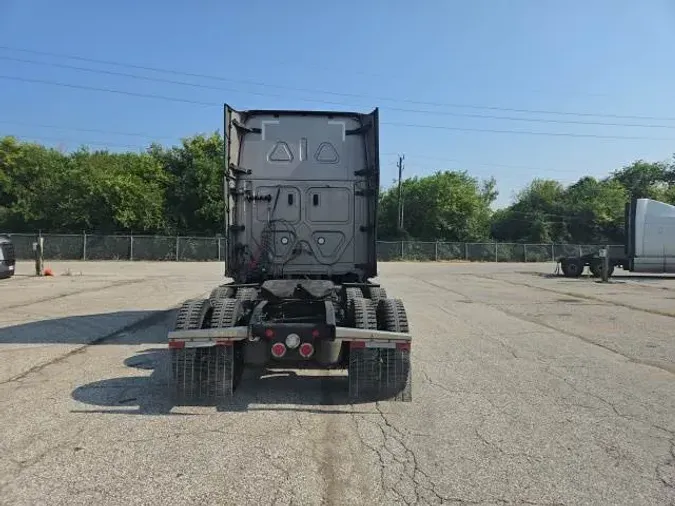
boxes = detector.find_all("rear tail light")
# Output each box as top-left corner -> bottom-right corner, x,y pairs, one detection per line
168,341 -> 185,349
271,342 -> 286,358
311,328 -> 320,338
264,328 -> 275,338
299,343 -> 314,358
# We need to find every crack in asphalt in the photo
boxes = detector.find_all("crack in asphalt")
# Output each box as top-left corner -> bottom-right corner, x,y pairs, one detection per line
415,274 -> 675,377
470,273 -> 675,320
352,401 -> 454,505
655,431 -> 675,495
2,278 -> 150,312
408,273 -> 675,503
434,304 -> 520,360
0,425 -> 86,494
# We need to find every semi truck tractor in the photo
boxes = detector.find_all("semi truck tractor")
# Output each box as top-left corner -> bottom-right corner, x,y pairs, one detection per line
166,104 -> 413,403
559,197 -> 675,277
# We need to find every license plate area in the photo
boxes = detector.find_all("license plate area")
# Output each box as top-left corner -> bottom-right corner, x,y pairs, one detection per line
251,323 -> 336,342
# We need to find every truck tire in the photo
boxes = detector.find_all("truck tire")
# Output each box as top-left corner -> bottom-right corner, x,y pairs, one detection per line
345,287 -> 364,305
367,286 -> 388,304
377,298 -> 409,333
561,258 -> 584,278
173,298 -> 211,331
348,297 -> 381,401
210,285 -> 234,301
208,298 -> 246,399
170,298 -> 212,402
352,296 -> 377,329
210,297 -> 244,328
376,298 -> 412,402
590,260 -> 615,278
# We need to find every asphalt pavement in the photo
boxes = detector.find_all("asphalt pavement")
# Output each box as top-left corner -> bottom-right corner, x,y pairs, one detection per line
1,261 -> 674,505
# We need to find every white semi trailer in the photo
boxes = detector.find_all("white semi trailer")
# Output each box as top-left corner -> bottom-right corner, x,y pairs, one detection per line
559,197 -> 675,277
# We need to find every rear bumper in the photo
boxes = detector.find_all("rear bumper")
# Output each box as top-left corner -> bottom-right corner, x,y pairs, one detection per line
167,326 -> 412,348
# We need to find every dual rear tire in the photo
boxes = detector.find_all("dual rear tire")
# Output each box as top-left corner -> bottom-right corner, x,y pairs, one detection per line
348,296 -> 412,402
169,297 -> 243,403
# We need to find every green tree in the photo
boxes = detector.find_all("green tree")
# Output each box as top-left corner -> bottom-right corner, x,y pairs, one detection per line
0,136 -> 71,232
378,170 -> 497,241
610,160 -> 670,199
150,132 -> 224,235
491,179 -> 566,243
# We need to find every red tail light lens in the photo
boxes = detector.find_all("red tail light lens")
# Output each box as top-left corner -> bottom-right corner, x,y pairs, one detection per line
271,343 -> 286,358
311,328 -> 320,338
299,343 -> 314,358
265,328 -> 275,338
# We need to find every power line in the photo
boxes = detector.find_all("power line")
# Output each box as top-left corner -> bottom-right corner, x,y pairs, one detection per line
382,121 -> 675,141
0,74 -> 218,106
3,54 -> 675,130
2,74 -> 674,142
1,45 -> 673,122
0,44 -> 617,100
386,153 -> 623,175
0,120 -> 174,141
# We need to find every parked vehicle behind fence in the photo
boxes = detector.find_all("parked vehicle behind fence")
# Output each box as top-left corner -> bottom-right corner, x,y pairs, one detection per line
0,235 -> 16,279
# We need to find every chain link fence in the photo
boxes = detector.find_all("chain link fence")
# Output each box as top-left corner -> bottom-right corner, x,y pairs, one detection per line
4,232 -> 618,263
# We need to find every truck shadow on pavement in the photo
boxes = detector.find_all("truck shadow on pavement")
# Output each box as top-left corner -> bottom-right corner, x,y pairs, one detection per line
0,309 -> 174,345
71,347 -> 374,415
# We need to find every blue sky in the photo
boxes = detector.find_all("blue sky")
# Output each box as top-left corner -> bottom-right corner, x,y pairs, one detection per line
2,0 -> 675,208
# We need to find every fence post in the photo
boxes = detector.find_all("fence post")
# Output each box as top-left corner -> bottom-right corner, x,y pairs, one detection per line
129,233 -> 134,261
35,231 -> 44,276
523,243 -> 528,262
217,236 -> 221,261
176,236 -> 180,261
400,241 -> 404,260
82,231 -> 87,261
551,244 -> 555,262
494,242 -> 498,262
434,241 -> 439,261
464,242 -> 468,261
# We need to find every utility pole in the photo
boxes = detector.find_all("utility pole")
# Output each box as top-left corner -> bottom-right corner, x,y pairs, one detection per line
397,154 -> 405,232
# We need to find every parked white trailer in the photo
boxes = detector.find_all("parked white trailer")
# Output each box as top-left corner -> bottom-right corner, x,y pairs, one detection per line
559,197 -> 675,277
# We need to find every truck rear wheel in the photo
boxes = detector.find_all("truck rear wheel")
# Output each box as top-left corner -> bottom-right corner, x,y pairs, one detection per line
376,298 -> 412,402
345,287 -> 364,305
170,298 -> 211,402
348,297 -> 380,401
208,298 -> 246,400
367,286 -> 388,304
210,285 -> 234,301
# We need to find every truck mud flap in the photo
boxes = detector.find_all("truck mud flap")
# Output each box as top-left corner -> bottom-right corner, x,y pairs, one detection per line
348,343 -> 412,402
169,344 -> 239,404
